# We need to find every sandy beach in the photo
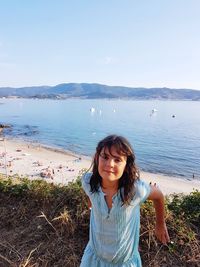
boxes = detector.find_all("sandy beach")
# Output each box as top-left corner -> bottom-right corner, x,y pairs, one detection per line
0,138 -> 200,195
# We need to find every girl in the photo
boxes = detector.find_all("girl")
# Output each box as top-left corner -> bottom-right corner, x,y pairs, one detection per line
80,135 -> 170,267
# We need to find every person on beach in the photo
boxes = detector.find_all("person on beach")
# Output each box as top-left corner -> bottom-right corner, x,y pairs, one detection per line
80,135 -> 170,267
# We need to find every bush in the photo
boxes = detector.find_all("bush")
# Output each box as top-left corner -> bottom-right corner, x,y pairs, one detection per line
0,176 -> 199,267
168,190 -> 200,227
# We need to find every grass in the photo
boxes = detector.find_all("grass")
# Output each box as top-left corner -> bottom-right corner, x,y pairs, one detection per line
0,173 -> 199,267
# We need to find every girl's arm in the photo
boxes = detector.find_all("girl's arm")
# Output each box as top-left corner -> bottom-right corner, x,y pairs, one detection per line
147,186 -> 170,244
88,197 -> 92,209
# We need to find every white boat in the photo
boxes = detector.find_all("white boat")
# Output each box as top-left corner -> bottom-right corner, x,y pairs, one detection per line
90,107 -> 95,113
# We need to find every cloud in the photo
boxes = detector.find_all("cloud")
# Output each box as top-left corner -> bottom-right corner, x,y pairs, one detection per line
103,56 -> 112,64
98,56 -> 118,65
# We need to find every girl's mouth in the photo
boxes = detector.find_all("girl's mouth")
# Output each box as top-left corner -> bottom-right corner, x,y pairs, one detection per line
104,170 -> 114,174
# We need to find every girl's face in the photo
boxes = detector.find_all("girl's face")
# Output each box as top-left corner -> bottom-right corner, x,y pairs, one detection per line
98,146 -> 127,185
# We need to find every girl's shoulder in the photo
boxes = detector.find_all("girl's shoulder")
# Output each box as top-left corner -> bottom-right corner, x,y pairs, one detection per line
81,172 -> 92,195
133,179 -> 151,204
82,171 -> 92,182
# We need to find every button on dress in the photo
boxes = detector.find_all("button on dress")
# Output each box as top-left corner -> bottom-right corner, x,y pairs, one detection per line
80,173 -> 151,267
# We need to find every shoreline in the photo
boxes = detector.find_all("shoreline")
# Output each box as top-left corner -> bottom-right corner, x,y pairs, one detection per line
0,137 -> 200,195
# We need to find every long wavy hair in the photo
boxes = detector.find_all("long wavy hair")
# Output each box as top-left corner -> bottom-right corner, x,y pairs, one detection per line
89,135 -> 140,205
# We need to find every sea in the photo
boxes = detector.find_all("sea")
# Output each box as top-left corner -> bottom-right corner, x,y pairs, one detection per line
0,98 -> 200,180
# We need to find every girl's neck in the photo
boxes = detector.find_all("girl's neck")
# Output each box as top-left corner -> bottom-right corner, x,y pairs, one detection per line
101,180 -> 118,193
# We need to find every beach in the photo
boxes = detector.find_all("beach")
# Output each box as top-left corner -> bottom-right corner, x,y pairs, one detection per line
0,138 -> 200,195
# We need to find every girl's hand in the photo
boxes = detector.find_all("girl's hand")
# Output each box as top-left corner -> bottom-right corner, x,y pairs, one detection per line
155,222 -> 170,245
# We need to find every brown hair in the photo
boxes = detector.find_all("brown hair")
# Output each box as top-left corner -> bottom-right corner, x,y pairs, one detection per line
89,135 -> 140,205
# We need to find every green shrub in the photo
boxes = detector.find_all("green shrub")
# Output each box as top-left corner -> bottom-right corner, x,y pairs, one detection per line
168,190 -> 200,227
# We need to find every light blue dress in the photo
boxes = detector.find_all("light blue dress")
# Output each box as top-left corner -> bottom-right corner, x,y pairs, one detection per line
80,173 -> 151,267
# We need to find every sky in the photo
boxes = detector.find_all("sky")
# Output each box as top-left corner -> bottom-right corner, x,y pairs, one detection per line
0,0 -> 200,89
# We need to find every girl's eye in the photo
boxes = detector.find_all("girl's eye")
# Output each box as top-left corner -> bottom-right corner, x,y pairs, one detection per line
115,158 -> 121,163
100,154 -> 108,160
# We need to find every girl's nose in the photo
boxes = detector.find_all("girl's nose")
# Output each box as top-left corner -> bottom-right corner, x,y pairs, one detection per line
106,158 -> 115,167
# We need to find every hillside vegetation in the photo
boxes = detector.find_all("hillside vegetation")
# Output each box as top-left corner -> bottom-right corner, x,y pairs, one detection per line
0,174 -> 199,267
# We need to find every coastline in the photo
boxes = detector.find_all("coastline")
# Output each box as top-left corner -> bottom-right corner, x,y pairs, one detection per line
0,137 -> 200,195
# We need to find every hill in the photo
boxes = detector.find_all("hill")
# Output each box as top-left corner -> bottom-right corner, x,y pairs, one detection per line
0,175 -> 199,267
0,83 -> 200,100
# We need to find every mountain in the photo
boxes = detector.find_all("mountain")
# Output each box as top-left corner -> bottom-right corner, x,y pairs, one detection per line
0,83 -> 200,100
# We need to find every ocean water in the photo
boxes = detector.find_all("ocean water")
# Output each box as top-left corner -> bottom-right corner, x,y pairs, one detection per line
0,98 -> 200,179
